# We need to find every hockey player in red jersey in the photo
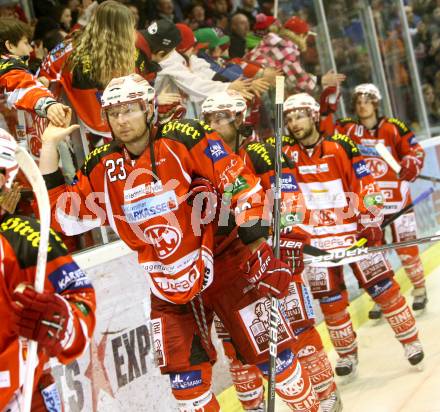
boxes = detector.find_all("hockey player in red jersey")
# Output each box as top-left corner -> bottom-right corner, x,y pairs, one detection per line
278,93 -> 424,379
37,74 -> 301,411
335,83 -> 427,316
201,91 -> 338,411
0,128 -> 96,411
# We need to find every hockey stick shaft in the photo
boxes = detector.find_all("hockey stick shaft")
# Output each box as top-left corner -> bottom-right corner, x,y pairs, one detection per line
15,147 -> 51,412
303,233 -> 440,264
381,187 -> 433,227
418,174 -> 440,184
267,76 -> 285,412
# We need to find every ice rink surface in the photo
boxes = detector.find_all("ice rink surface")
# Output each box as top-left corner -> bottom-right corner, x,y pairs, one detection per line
276,266 -> 440,412
218,250 -> 440,412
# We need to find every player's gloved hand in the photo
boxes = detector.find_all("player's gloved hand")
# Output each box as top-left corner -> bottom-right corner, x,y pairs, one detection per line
399,156 -> 422,182
187,177 -> 218,220
11,283 -> 74,357
357,223 -> 383,247
279,230 -> 309,277
241,242 -> 292,298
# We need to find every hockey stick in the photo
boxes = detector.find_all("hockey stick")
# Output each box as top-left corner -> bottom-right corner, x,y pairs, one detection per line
15,147 -> 51,412
297,187 -> 434,267
303,233 -> 440,265
267,75 -> 285,412
418,174 -> 440,184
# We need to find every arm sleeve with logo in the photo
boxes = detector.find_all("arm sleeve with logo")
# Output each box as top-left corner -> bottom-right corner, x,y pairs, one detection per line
157,119 -> 269,244
0,217 -> 96,365
387,118 -> 425,165
0,57 -> 56,113
42,145 -> 112,236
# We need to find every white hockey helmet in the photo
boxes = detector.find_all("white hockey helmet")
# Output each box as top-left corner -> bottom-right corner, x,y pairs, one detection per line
101,73 -> 155,111
353,83 -> 382,101
283,93 -> 320,122
201,91 -> 247,116
0,128 -> 18,189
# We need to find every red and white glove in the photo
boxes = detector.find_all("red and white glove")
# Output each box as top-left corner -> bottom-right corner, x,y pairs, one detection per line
11,283 -> 74,357
279,231 -> 309,277
357,223 -> 383,247
399,156 -> 422,182
241,242 -> 292,298
187,177 -> 219,220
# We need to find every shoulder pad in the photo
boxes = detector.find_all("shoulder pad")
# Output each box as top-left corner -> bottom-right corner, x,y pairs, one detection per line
327,133 -> 360,158
244,142 -> 276,173
81,141 -> 120,176
385,117 -> 410,136
0,56 -> 28,76
337,117 -> 356,125
159,119 -> 213,150
0,215 -> 68,269
265,135 -> 295,147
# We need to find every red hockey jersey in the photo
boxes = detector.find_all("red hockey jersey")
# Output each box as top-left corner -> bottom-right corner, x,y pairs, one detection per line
336,116 -> 425,215
0,214 -> 96,410
263,133 -> 384,252
43,119 -> 268,304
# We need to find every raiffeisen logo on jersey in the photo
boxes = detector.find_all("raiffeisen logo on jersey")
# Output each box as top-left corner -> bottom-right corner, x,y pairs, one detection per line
353,160 -> 371,179
270,173 -> 299,192
204,139 -> 228,162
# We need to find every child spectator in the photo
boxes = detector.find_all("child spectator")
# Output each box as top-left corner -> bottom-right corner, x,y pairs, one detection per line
0,18 -> 69,127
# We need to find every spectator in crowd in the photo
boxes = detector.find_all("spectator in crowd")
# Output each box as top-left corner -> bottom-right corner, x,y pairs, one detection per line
38,0 -> 136,138
244,15 -> 344,94
423,82 -> 440,125
155,0 -> 180,23
206,0 -> 231,31
234,0 -> 260,26
143,19 -> 253,118
185,3 -> 209,30
127,2 -> 140,28
0,17 -> 69,127
229,13 -> 250,58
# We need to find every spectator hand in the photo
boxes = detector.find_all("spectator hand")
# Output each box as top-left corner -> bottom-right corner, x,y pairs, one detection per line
228,78 -> 253,100
46,103 -> 72,127
262,67 -> 283,86
250,78 -> 270,97
321,69 -> 346,89
11,283 -> 74,357
241,242 -> 292,298
399,156 -> 422,182
0,182 -> 22,214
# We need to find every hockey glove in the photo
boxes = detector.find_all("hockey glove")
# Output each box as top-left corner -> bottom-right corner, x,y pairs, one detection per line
357,223 -> 383,247
241,242 -> 292,298
11,283 -> 74,357
187,177 -> 219,220
399,156 -> 422,182
279,231 -> 309,277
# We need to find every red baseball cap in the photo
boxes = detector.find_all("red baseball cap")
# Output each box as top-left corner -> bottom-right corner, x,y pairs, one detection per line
176,23 -> 208,52
284,16 -> 310,35
254,13 -> 277,31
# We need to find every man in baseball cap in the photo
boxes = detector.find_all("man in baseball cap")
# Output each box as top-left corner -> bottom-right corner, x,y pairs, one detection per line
141,19 -> 181,55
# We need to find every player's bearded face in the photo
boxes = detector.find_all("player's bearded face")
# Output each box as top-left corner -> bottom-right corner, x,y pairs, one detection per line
286,110 -> 314,141
355,95 -> 376,119
204,111 -> 238,145
107,102 -> 149,143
